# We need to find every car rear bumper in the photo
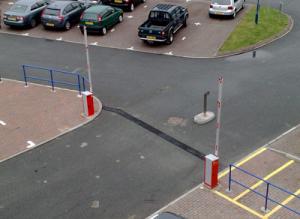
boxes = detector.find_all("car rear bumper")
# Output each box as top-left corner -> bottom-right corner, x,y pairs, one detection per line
4,19 -> 26,27
108,2 -> 130,7
79,25 -> 103,33
41,19 -> 64,28
209,9 -> 234,16
138,33 -> 167,42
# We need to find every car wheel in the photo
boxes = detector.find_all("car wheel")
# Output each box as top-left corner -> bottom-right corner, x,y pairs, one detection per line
166,31 -> 173,45
232,10 -> 236,19
183,17 -> 187,27
65,21 -> 71,30
129,3 -> 134,12
118,15 -> 123,23
30,19 -> 37,28
101,26 -> 107,35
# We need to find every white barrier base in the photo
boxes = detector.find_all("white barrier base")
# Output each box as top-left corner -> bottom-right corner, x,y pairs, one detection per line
194,111 -> 215,125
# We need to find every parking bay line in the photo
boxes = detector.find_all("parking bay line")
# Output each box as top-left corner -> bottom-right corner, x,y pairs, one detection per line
263,188 -> 300,218
214,190 -> 264,218
233,160 -> 295,201
0,120 -> 6,126
219,147 -> 267,179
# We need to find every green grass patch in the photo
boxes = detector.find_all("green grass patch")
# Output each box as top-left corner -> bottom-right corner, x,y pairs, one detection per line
219,6 -> 289,53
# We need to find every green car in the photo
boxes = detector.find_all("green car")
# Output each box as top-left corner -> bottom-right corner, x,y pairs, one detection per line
79,5 -> 123,35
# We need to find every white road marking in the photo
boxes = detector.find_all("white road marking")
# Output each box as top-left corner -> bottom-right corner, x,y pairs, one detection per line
56,37 -> 63,41
164,51 -> 173,56
194,22 -> 201,26
140,155 -> 145,159
91,200 -> 100,208
26,141 -> 36,149
110,28 -> 115,32
65,144 -> 71,148
80,142 -> 88,148
127,15 -> 133,19
21,33 -> 29,36
116,159 -> 120,163
8,2 -> 14,5
90,42 -> 98,46
144,5 -> 148,8
182,36 -> 186,41
95,175 -> 100,179
186,0 -> 191,2
43,180 -> 47,184
127,46 -> 134,50
0,120 -> 6,126
96,134 -> 102,138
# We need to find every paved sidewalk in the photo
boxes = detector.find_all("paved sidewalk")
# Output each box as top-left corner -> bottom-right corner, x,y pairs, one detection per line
0,79 -> 101,162
148,126 -> 300,219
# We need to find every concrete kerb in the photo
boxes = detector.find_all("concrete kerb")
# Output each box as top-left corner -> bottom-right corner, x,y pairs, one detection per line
146,123 -> 300,218
0,78 -> 103,163
0,10 -> 293,60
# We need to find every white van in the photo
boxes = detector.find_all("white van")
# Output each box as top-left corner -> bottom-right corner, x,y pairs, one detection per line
209,0 -> 245,18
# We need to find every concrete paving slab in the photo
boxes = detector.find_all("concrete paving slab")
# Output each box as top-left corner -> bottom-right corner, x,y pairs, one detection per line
0,79 -> 101,162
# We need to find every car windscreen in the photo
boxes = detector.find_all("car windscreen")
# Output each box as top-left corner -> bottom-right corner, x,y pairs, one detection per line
9,4 -> 28,13
212,0 -> 231,5
82,13 -> 98,20
44,8 -> 60,16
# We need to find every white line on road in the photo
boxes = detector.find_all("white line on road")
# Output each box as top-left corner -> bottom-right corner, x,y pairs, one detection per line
182,36 -> 186,41
127,46 -> 134,50
194,22 -> 201,26
8,2 -> 14,5
110,28 -> 115,32
26,141 -> 36,149
0,120 -> 6,126
56,37 -> 63,41
21,33 -> 29,36
144,5 -> 148,8
127,15 -> 134,19
90,42 -> 98,46
164,51 -> 173,56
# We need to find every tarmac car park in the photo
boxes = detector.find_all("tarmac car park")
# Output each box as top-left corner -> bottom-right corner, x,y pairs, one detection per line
0,0 -> 248,57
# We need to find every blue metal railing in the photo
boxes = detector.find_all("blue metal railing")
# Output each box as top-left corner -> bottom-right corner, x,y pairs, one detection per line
228,164 -> 300,216
22,64 -> 89,95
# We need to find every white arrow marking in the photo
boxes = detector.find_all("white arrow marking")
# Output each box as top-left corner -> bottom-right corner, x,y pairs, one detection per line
127,46 -> 134,50
56,37 -> 62,41
164,51 -> 173,56
194,22 -> 201,26
182,36 -> 186,41
26,141 -> 36,149
22,33 -> 29,36
127,15 -> 133,19
90,42 -> 98,46
110,28 -> 115,32
0,120 -> 6,126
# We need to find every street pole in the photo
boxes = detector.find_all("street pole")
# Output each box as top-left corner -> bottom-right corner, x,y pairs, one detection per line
214,77 -> 223,157
255,0 -> 260,24
83,25 -> 93,93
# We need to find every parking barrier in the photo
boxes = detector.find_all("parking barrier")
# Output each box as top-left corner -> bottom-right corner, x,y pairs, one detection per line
228,164 -> 300,216
22,64 -> 89,95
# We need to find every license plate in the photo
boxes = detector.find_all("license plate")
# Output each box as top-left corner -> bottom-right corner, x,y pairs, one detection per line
215,11 -> 224,15
46,23 -> 54,27
147,36 -> 156,40
114,0 -> 122,3
85,21 -> 94,25
8,17 -> 16,21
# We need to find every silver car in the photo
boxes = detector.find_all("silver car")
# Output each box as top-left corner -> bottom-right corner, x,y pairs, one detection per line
209,0 -> 245,18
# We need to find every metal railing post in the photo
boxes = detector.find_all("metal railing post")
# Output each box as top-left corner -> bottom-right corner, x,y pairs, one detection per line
82,76 -> 86,92
228,164 -> 232,192
77,74 -> 81,95
264,183 -> 270,212
22,65 -> 28,86
49,69 -> 54,91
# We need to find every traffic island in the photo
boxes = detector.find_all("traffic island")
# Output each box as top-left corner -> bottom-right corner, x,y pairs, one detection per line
218,6 -> 292,56
0,79 -> 102,162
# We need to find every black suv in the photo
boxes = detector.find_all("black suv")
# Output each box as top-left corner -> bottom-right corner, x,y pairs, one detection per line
138,4 -> 188,44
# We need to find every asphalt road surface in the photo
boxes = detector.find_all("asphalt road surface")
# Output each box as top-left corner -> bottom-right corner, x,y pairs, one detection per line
1,0 -> 300,218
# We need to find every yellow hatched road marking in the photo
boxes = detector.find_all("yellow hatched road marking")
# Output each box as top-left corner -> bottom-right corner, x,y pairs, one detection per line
233,160 -> 295,201
263,188 -> 300,219
214,190 -> 264,218
219,147 -> 267,179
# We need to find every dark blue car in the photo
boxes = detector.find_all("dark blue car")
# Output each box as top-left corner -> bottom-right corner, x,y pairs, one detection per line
3,0 -> 48,28
41,1 -> 85,30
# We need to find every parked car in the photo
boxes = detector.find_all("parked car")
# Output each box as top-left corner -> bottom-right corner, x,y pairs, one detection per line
3,0 -> 48,28
79,5 -> 123,35
78,0 -> 102,7
41,1 -> 85,30
209,0 -> 245,18
138,4 -> 188,45
102,0 -> 145,12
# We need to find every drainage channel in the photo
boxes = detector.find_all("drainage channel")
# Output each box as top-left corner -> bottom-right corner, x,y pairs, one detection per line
102,106 -> 205,160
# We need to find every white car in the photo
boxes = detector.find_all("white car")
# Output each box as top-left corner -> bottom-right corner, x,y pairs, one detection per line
209,0 -> 245,18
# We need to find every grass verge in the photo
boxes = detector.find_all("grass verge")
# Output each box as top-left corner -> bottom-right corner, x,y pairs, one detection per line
219,6 -> 289,54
